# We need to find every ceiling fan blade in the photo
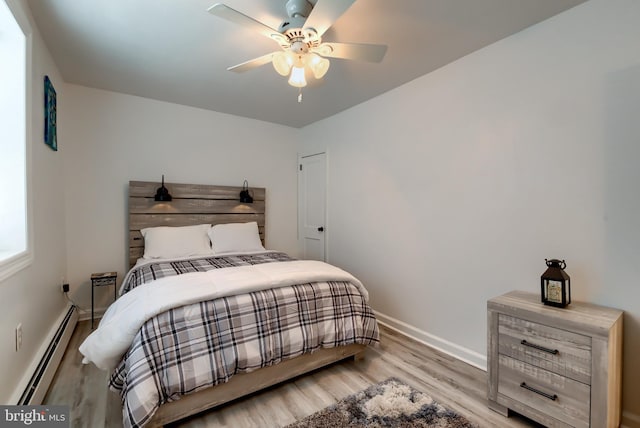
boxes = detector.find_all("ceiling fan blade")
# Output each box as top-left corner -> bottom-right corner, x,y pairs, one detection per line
227,52 -> 275,73
208,3 -> 286,45
313,42 -> 388,63
303,0 -> 356,37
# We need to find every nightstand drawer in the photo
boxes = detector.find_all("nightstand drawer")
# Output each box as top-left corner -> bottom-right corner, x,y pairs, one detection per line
498,314 -> 591,384
497,354 -> 590,428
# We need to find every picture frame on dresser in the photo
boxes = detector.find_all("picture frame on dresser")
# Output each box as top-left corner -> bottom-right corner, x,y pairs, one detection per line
487,290 -> 623,428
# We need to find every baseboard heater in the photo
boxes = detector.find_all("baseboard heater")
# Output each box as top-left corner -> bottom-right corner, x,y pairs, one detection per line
18,305 -> 78,405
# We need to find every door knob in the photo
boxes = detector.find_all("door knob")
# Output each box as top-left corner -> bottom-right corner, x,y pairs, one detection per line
317,227 -> 324,232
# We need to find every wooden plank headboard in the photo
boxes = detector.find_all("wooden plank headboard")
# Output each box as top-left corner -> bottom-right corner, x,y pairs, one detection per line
128,181 -> 266,269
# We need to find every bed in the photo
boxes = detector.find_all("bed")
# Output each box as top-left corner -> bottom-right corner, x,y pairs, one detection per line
79,181 -> 379,428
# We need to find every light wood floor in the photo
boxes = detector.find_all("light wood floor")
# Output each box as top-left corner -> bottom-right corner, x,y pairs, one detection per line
44,320 -> 539,427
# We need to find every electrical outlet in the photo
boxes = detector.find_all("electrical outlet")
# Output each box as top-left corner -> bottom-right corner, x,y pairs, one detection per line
15,323 -> 22,351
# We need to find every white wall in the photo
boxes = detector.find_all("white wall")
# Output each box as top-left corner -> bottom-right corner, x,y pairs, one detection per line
300,0 -> 640,424
0,0 -> 68,404
61,85 -> 299,311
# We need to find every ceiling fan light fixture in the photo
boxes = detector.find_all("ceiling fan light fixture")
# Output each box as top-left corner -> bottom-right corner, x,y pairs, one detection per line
209,1 -> 388,97
306,53 -> 330,79
288,66 -> 307,87
272,51 -> 294,76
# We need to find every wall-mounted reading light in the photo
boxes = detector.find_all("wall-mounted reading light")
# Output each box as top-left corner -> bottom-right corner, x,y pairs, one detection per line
154,175 -> 172,201
239,180 -> 253,203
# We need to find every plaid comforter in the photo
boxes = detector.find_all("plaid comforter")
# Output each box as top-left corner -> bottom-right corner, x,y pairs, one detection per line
110,253 -> 379,428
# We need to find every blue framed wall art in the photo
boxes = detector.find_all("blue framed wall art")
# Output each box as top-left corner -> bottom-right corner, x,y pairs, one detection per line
44,75 -> 57,151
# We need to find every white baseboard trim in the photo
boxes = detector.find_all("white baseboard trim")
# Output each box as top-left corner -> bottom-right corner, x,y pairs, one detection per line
375,310 -> 487,371
622,410 -> 640,428
9,304 -> 78,404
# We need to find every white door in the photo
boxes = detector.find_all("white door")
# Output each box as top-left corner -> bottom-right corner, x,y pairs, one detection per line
298,152 -> 326,261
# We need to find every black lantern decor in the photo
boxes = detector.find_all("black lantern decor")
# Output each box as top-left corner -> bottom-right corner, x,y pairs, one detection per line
541,259 -> 571,308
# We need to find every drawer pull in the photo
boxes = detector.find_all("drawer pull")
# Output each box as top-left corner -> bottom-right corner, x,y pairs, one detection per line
520,382 -> 558,401
520,339 -> 559,355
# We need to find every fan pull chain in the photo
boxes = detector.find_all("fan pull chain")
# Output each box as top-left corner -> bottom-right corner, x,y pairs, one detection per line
298,89 -> 303,103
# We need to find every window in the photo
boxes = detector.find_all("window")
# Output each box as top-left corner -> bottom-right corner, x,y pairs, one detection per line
0,0 -> 32,280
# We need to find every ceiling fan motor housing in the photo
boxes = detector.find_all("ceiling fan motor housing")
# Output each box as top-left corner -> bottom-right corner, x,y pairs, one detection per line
279,0 -> 313,34
285,0 -> 312,19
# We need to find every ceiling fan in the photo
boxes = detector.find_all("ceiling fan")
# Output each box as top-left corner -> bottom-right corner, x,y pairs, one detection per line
208,0 -> 387,99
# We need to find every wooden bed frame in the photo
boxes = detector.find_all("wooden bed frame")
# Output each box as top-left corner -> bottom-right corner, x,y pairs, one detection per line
127,180 -> 366,427
148,344 -> 365,427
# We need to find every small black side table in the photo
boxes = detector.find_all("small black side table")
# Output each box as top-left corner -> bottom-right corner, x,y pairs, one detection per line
91,272 -> 117,329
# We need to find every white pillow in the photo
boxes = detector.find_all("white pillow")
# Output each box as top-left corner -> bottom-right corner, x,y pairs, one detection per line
141,224 -> 213,259
208,222 -> 265,255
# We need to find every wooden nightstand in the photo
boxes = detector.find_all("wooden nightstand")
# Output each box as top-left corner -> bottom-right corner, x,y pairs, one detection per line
91,272 -> 117,329
487,290 -> 623,427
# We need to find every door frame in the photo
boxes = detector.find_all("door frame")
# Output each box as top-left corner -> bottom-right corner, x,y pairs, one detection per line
297,150 -> 329,262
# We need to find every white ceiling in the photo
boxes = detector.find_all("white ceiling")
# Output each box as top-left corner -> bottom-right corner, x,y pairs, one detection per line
26,0 -> 586,128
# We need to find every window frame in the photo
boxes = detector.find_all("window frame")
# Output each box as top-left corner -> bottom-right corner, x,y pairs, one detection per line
0,0 -> 33,282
